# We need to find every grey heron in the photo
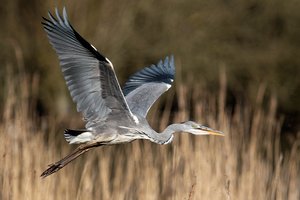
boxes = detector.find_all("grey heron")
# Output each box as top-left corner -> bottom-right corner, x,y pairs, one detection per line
41,8 -> 224,178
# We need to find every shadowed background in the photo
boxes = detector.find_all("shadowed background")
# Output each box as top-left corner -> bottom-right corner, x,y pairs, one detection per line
0,0 -> 299,199
1,0 -> 299,131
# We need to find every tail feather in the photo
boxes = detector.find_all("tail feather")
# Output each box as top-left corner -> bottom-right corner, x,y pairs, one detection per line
64,129 -> 87,136
64,129 -> 94,144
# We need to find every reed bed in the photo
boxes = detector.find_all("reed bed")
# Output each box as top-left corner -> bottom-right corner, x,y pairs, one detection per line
0,71 -> 299,200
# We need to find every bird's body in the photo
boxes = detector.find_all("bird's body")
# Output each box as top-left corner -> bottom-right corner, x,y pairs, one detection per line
41,7 -> 223,178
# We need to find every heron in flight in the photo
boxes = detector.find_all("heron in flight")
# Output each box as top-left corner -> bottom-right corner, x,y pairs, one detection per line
41,8 -> 223,178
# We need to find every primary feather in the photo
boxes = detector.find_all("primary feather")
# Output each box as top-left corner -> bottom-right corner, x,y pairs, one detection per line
42,7 -> 136,128
123,56 -> 175,117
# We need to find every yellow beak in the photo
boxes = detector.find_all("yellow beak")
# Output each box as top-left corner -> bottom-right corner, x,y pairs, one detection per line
207,129 -> 224,136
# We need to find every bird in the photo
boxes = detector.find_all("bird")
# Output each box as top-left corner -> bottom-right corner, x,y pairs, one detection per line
41,7 -> 224,178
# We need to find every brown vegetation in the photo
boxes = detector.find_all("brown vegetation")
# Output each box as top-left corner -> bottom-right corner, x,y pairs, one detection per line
0,71 -> 299,199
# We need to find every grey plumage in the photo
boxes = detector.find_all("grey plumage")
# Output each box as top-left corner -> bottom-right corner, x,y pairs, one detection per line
124,56 -> 175,117
41,7 -> 223,178
42,8 -> 135,129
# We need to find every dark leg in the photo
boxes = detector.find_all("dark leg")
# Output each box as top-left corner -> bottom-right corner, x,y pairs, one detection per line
41,142 -> 102,178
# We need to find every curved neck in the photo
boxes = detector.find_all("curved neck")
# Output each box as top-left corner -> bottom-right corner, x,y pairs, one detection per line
147,123 -> 182,144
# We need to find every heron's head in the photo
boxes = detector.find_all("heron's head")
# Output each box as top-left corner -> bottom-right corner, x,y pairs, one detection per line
180,121 -> 224,136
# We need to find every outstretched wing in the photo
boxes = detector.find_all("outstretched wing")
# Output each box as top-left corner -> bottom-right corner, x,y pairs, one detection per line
42,8 -> 136,128
123,56 -> 175,118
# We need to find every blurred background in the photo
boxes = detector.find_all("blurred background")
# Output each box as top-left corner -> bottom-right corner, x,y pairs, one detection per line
0,0 -> 299,199
0,0 -> 299,132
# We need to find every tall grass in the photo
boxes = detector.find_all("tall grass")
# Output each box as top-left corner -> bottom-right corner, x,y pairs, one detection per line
0,70 -> 299,200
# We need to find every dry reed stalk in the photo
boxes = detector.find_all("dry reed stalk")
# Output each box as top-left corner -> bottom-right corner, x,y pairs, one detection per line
0,70 -> 299,200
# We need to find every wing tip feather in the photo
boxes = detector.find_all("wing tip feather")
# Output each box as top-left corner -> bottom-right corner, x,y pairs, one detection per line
123,55 -> 175,96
